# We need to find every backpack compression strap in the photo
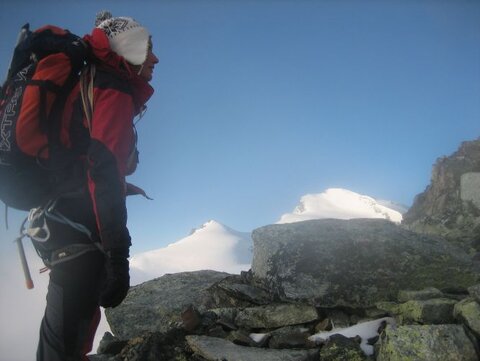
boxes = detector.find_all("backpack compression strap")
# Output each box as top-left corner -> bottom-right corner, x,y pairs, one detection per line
80,64 -> 95,133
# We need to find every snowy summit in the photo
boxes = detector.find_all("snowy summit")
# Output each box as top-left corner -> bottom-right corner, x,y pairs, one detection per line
129,220 -> 252,285
277,188 -> 404,224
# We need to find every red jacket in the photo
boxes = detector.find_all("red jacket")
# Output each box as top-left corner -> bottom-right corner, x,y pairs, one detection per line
54,28 -> 154,251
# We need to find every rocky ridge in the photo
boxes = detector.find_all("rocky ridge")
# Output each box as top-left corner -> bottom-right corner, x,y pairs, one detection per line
403,138 -> 480,252
92,268 -> 480,361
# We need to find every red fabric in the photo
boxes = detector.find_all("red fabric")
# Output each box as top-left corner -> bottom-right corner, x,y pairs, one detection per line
81,306 -> 101,359
79,27 -> 154,250
16,53 -> 72,157
90,88 -> 135,177
83,29 -> 154,114
34,25 -> 69,35
86,86 -> 133,245
83,29 -> 128,77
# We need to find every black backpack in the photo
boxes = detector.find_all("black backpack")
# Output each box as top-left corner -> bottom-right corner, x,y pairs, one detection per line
0,24 -> 89,211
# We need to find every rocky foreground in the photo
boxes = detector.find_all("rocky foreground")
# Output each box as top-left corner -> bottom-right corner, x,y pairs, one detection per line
90,138 -> 480,361
91,269 -> 480,361
90,220 -> 480,361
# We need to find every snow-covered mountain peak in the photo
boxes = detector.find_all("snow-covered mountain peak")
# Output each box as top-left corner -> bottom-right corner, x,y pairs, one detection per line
130,220 -> 252,285
202,219 -> 222,228
188,219 -> 227,235
277,188 -> 403,224
189,219 -> 238,236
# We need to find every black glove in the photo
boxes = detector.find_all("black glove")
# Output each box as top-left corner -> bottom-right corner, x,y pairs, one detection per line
99,248 -> 130,308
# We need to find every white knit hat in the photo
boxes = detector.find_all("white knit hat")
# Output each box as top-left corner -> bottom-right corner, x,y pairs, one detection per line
95,11 -> 150,65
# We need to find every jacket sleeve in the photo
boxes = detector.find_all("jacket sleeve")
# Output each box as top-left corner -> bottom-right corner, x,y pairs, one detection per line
87,80 -> 135,251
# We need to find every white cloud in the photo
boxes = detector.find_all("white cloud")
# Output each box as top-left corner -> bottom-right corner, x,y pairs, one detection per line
277,188 -> 403,224
0,241 -> 110,360
0,243 -> 50,361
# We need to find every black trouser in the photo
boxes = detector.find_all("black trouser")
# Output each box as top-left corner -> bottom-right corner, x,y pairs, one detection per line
37,251 -> 105,361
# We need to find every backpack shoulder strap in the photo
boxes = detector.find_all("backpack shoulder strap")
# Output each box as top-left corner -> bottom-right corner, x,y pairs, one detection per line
79,64 -> 95,133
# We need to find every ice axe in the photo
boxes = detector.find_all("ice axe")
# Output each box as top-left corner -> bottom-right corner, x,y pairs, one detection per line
15,235 -> 34,289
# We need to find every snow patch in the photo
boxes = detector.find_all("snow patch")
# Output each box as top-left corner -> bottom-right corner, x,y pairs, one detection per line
249,333 -> 268,343
308,317 -> 396,355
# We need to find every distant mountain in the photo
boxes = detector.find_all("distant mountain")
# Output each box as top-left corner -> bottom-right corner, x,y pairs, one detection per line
130,189 -> 404,285
375,199 -> 409,215
277,188 -> 403,224
130,220 -> 252,285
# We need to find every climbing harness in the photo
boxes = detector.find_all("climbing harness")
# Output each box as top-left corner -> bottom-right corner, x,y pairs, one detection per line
15,196 -> 104,289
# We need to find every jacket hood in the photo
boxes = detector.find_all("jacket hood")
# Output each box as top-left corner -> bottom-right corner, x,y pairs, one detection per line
83,28 -> 154,113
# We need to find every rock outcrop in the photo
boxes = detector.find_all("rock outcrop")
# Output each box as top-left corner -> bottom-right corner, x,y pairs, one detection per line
376,324 -> 478,361
186,335 -> 318,361
403,138 -> 480,252
251,218 -> 478,308
105,270 -> 230,339
95,272 -> 480,361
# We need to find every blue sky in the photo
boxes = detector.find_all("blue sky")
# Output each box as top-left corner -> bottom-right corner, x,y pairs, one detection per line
0,0 -> 479,254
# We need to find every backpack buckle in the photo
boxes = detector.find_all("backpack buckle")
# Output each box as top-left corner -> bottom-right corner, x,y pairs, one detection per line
25,207 -> 50,243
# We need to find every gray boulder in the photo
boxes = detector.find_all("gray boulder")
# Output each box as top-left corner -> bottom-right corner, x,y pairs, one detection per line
397,298 -> 457,324
468,283 -> 480,303
320,334 -> 368,361
208,274 -> 273,307
376,324 -> 478,361
397,287 -> 444,302
454,298 -> 480,337
252,219 -> 479,308
186,335 -> 319,361
234,303 -> 319,329
268,330 -> 313,349
113,329 -> 190,361
105,270 -> 230,339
